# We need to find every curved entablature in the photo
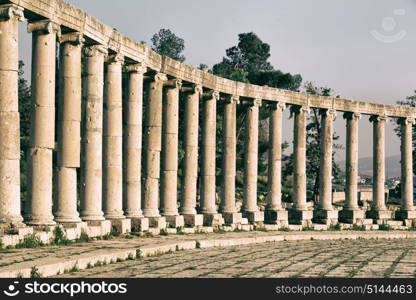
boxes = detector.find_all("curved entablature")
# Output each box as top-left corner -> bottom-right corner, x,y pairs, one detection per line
6,0 -> 415,118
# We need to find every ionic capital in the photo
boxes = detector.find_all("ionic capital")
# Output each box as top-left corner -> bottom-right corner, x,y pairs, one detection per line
369,114 -> 388,123
106,53 -> 124,65
249,98 -> 262,107
181,84 -> 203,95
320,108 -> 337,120
398,117 -> 416,126
83,45 -> 108,58
269,102 -> 286,111
28,20 -> 60,36
126,62 -> 147,74
223,95 -> 239,104
0,4 -> 25,22
59,32 -> 84,45
165,79 -> 182,89
203,90 -> 220,101
152,72 -> 168,83
343,112 -> 361,121
290,105 -> 309,115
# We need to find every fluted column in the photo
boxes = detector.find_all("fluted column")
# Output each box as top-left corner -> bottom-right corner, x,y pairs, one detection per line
220,95 -> 242,224
143,73 -> 167,218
124,63 -> 146,218
265,102 -> 288,225
80,45 -> 107,221
243,98 -> 264,223
367,114 -> 392,220
397,117 -> 416,220
0,5 -> 24,225
55,32 -> 83,223
25,20 -> 60,226
288,105 -> 312,225
103,54 -> 125,220
161,79 -> 184,227
314,109 -> 338,224
339,112 -> 364,223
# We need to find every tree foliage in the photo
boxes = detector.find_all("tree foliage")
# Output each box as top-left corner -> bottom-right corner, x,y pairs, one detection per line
151,28 -> 186,62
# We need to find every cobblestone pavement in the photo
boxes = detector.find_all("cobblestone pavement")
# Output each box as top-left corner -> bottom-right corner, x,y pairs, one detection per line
53,238 -> 416,278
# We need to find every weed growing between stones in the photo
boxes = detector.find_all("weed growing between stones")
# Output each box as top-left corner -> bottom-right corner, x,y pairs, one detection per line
16,234 -> 44,249
30,266 -> 41,278
52,227 -> 71,245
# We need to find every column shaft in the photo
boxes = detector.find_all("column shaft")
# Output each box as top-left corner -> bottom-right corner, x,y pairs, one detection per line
143,73 -> 167,217
55,33 -> 83,223
26,20 -> 60,225
124,64 -> 146,218
243,99 -> 261,212
200,91 -> 218,214
161,79 -> 181,216
292,105 -> 308,210
180,85 -> 202,215
0,5 -> 24,224
370,115 -> 387,211
266,103 -> 285,210
318,109 -> 335,210
103,54 -> 124,219
80,45 -> 107,221
400,117 -> 414,211
220,96 -> 238,213
344,112 -> 360,210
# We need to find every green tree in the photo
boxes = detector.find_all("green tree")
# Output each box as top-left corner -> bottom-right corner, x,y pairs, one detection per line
151,28 -> 185,62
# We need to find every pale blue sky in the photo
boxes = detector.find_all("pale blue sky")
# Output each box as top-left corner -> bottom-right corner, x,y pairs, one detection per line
19,0 -> 416,159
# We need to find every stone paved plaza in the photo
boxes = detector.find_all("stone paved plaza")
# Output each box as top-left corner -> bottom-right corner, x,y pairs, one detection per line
43,235 -> 416,278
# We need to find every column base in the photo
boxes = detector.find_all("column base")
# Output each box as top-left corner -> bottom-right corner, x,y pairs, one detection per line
148,217 -> 166,229
313,209 -> 338,225
25,217 -> 56,227
104,212 -> 126,220
165,215 -> 185,228
60,222 -> 89,240
54,215 -> 82,224
110,219 -> 131,234
182,214 -> 203,227
366,210 -> 394,220
242,211 -> 264,223
222,212 -> 242,225
339,209 -> 365,224
85,220 -> 112,237
264,209 -> 288,224
288,209 -> 313,225
203,213 -> 225,226
130,217 -> 149,232
395,210 -> 416,220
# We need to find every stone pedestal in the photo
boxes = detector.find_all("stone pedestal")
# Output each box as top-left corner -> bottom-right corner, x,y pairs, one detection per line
313,209 -> 338,225
183,214 -> 204,227
130,217 -> 149,232
222,212 -> 242,225
339,209 -> 365,224
366,210 -> 393,220
264,209 -> 288,224
288,209 -> 313,225
165,215 -> 185,228
148,217 -> 166,229
243,211 -> 264,223
86,220 -> 111,237
110,219 -> 131,234
395,210 -> 416,220
203,213 -> 225,226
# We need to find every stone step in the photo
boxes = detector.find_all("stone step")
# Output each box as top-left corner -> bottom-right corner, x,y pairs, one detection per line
364,224 -> 379,230
312,224 -> 328,231
386,220 -> 404,226
288,225 -> 302,231
360,219 -> 374,225
240,218 -> 249,225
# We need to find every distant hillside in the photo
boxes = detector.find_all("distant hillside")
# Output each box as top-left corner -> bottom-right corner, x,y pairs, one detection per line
338,154 -> 401,179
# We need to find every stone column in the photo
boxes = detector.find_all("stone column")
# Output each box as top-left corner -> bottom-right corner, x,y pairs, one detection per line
103,54 -> 129,231
396,117 -> 416,220
180,84 -> 203,227
143,73 -> 167,229
220,95 -> 242,225
123,63 -> 149,232
339,112 -> 364,223
243,98 -> 264,223
265,102 -> 288,225
80,45 -> 107,222
200,90 -> 224,226
367,114 -> 392,220
25,20 -> 60,226
288,105 -> 312,225
161,79 -> 184,228
314,109 -> 338,224
54,32 -> 83,223
0,5 -> 24,225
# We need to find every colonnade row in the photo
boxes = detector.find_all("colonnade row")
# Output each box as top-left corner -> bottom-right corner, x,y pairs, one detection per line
0,5 -> 414,230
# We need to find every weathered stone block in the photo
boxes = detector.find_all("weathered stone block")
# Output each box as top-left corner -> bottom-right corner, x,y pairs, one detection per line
339,209 -> 365,224
148,216 -> 166,229
243,211 -> 264,223
395,210 -> 416,220
366,210 -> 394,220
110,218 -> 131,234
183,214 -> 203,227
264,209 -> 288,224
203,213 -> 224,226
222,212 -> 242,225
165,215 -> 184,228
313,209 -> 338,224
130,217 -> 149,232
288,209 -> 313,225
